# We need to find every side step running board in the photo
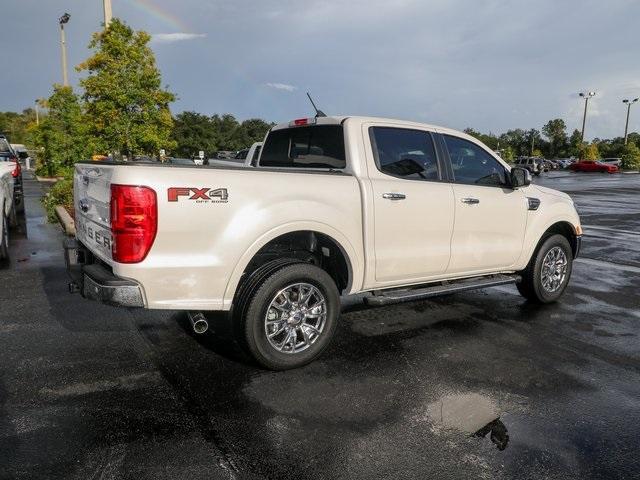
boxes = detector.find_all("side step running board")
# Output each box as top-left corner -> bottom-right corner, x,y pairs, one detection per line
364,274 -> 520,306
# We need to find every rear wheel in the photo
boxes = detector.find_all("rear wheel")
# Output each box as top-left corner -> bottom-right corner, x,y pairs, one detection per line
517,234 -> 573,303
237,262 -> 340,370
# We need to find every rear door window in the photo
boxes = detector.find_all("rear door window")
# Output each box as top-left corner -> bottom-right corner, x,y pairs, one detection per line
369,127 -> 440,181
260,125 -> 346,169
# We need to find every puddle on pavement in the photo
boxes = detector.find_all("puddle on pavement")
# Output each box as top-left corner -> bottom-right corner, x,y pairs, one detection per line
426,393 -> 509,451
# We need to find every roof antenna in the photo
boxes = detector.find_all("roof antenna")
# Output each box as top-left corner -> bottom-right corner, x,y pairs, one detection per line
306,92 -> 327,117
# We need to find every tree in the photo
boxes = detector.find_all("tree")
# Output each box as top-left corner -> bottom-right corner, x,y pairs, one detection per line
527,129 -> 542,156
78,18 -> 176,158
463,128 -> 498,150
568,129 -> 583,158
542,119 -> 568,158
171,111 -> 218,158
583,142 -> 599,161
31,86 -> 91,176
499,129 -> 529,157
621,141 -> 640,170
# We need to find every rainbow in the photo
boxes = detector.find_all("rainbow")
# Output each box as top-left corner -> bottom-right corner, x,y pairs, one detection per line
127,0 -> 192,32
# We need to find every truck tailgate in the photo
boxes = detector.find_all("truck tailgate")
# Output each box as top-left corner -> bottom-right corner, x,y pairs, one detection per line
74,164 -> 114,264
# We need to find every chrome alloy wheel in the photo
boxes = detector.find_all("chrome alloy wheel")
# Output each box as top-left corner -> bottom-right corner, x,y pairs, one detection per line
264,283 -> 327,354
541,246 -> 568,293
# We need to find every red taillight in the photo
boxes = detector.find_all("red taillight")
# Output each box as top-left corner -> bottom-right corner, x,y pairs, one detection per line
110,184 -> 157,263
11,157 -> 20,178
289,117 -> 317,127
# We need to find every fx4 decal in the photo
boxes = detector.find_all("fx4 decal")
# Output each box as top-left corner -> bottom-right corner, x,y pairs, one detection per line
168,187 -> 229,203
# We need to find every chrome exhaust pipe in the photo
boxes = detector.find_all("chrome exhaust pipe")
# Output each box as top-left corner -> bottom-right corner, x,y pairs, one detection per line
188,312 -> 209,334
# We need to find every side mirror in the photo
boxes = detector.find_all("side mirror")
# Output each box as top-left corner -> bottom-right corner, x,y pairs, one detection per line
510,167 -> 531,189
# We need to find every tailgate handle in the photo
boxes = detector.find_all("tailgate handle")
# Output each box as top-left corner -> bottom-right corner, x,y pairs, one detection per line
79,199 -> 89,213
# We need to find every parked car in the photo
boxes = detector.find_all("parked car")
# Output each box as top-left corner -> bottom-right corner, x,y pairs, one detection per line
569,161 -> 619,173
514,157 -> 542,175
65,115 -> 582,370
0,139 -> 20,262
544,160 -> 559,170
209,142 -> 263,168
554,159 -> 572,169
600,157 -> 622,167
167,157 -> 195,165
0,137 -> 23,214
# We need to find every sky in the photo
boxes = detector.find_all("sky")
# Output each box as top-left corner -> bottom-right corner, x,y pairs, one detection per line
1,0 -> 639,140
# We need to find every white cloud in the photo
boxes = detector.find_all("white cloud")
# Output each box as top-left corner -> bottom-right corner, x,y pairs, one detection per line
151,33 -> 207,43
265,82 -> 297,92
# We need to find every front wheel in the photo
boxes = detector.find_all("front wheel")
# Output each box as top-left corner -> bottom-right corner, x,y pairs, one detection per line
517,234 -> 573,303
239,263 -> 340,370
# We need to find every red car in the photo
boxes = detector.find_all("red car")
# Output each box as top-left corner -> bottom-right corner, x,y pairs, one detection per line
569,161 -> 619,173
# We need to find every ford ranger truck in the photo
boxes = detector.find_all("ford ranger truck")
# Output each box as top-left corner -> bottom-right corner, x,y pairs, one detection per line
65,116 -> 582,370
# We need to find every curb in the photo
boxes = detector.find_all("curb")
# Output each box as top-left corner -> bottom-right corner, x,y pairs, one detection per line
55,205 -> 76,236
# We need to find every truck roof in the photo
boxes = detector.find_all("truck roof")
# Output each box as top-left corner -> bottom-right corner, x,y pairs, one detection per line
271,115 -> 474,141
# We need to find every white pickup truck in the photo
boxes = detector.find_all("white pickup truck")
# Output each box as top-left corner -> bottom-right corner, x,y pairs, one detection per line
65,116 -> 582,369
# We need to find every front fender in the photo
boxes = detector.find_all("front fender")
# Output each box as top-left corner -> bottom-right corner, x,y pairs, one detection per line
514,195 -> 581,270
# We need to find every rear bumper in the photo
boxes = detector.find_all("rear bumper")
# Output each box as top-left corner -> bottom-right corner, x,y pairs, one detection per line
63,238 -> 145,308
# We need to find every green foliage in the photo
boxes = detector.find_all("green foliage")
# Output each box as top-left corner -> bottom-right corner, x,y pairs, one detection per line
568,129 -> 583,158
583,142 -> 599,161
0,110 -> 38,144
542,119 -> 568,158
171,112 -> 273,157
78,18 -> 176,158
463,128 -> 498,150
41,177 -> 74,222
31,86 -> 91,177
501,146 -> 515,162
621,141 -> 640,170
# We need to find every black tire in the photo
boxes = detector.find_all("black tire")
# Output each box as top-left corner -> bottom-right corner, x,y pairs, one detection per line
8,202 -> 17,229
238,262 -> 340,370
517,234 -> 573,303
0,212 -> 9,263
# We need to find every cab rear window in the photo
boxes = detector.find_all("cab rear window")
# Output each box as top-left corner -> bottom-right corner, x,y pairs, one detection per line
260,125 -> 346,169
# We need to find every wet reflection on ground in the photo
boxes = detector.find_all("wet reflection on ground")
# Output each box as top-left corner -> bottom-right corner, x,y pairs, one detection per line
427,392 -> 509,450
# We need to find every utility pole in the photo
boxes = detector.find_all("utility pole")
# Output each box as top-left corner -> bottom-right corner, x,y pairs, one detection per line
622,98 -> 638,145
103,0 -> 113,27
530,132 -> 535,156
59,13 -> 71,87
35,100 -> 40,125
579,91 -> 596,142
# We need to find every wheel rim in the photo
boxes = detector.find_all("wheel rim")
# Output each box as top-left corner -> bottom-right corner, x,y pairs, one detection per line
264,282 -> 327,354
540,246 -> 568,293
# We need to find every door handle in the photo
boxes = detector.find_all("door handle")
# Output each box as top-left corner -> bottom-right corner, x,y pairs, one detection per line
382,193 -> 406,200
461,197 -> 480,205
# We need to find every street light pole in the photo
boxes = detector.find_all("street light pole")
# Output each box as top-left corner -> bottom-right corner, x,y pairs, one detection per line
622,98 -> 638,145
59,13 -> 71,87
579,91 -> 596,142
103,0 -> 113,27
35,100 -> 40,125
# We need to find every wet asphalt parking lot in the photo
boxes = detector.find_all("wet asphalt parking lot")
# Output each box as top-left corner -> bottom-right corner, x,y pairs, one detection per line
1,171 -> 639,479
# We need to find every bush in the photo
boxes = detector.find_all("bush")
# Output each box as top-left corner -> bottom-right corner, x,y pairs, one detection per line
621,142 -> 640,170
41,177 -> 73,222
